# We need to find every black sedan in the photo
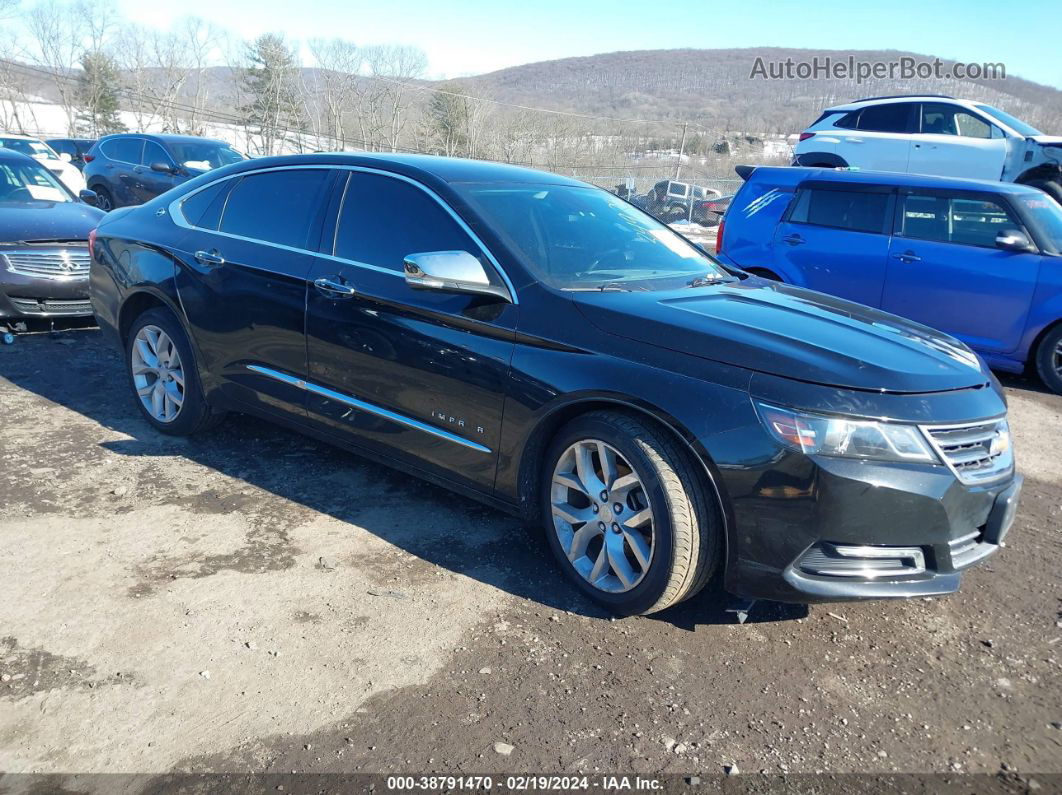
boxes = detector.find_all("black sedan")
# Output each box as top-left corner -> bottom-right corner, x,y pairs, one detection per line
0,149 -> 104,328
89,153 -> 1019,616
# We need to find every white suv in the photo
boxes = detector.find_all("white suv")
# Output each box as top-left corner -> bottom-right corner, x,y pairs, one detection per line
793,95 -> 1062,202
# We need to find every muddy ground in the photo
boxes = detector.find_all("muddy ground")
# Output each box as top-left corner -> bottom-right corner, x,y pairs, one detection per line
0,328 -> 1059,790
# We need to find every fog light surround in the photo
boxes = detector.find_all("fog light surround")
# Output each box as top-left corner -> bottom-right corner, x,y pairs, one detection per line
798,543 -> 927,579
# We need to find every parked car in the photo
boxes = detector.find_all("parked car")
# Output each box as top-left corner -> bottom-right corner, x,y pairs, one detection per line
91,153 -> 1019,616
0,132 -> 87,195
0,149 -> 104,328
642,179 -> 720,223
692,193 -> 732,226
717,165 -> 1062,393
793,94 -> 1062,203
83,133 -> 246,211
46,137 -> 96,171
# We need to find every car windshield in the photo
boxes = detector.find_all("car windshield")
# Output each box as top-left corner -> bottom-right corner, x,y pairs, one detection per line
1017,192 -> 1062,247
165,141 -> 245,171
0,158 -> 72,203
456,183 -> 731,290
974,104 -> 1042,137
0,138 -> 60,161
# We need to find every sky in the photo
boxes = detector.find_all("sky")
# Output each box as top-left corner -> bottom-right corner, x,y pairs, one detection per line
113,0 -> 1061,89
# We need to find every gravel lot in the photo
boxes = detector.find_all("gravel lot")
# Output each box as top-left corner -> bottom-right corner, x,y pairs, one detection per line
0,328 -> 1060,788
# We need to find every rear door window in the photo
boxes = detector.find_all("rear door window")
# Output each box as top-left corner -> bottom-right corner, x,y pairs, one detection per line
104,138 -> 143,164
141,140 -> 172,167
898,192 -> 1020,247
333,171 -> 478,271
788,187 -> 890,234
856,103 -> 915,133
218,169 -> 330,249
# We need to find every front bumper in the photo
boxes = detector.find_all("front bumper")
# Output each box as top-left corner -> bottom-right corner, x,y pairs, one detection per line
0,272 -> 92,320
723,447 -> 1021,604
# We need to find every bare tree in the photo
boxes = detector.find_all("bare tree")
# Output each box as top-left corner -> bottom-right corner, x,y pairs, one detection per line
25,0 -> 83,133
362,44 -> 426,152
307,38 -> 361,149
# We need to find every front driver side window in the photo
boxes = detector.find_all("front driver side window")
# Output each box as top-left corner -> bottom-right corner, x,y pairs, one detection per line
900,193 -> 1020,248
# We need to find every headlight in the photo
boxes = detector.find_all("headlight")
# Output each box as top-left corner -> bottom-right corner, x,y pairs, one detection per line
756,403 -> 938,464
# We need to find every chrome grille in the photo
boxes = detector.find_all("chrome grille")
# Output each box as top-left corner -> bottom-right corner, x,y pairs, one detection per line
922,418 -> 1013,486
8,297 -> 93,315
2,247 -> 90,278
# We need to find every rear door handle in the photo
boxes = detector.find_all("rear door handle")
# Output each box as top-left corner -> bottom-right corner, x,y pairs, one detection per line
194,250 -> 225,267
314,276 -> 356,298
782,234 -> 805,246
843,137 -> 864,143
892,251 -> 921,263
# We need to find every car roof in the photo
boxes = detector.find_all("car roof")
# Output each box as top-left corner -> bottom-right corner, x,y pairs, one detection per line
751,165 -> 1043,196
219,152 -> 586,187
0,148 -> 45,165
98,133 -> 227,145
824,95 -> 974,112
0,132 -> 43,141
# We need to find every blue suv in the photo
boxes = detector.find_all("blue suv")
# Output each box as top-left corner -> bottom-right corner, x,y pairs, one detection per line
83,133 -> 245,211
717,166 -> 1062,393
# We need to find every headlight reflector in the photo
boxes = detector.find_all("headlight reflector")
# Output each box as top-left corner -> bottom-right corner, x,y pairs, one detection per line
756,403 -> 938,463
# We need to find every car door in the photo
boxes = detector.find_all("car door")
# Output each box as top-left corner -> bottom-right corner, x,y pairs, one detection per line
304,169 -> 517,493
103,137 -> 145,206
908,103 -> 1009,180
771,181 -> 893,307
881,190 -> 1040,353
173,166 -> 337,422
133,139 -> 177,203
840,102 -> 917,172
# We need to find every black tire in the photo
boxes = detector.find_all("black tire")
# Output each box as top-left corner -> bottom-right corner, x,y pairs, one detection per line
1028,178 -> 1062,206
93,185 -> 115,212
1034,323 -> 1062,395
125,306 -> 223,435
541,411 -> 721,616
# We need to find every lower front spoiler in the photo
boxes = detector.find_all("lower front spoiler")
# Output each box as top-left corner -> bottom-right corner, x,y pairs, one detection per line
780,566 -> 965,602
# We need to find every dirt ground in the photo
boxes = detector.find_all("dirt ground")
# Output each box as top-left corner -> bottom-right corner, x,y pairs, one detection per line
0,328 -> 1060,790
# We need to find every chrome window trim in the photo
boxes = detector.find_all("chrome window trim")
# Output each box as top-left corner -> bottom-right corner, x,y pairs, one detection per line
246,364 -> 492,454
167,163 -> 518,304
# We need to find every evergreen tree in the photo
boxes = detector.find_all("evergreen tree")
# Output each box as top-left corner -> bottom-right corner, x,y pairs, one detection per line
76,51 -> 126,136
240,33 -> 304,155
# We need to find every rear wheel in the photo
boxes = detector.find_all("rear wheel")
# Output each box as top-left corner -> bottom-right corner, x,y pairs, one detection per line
541,411 -> 720,616
93,185 -> 115,211
125,307 -> 223,434
1034,323 -> 1062,395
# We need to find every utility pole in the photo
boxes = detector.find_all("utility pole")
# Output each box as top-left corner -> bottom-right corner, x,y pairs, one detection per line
674,120 -> 688,180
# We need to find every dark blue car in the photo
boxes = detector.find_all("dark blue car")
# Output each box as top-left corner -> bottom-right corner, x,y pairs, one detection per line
718,167 -> 1062,393
83,133 -> 245,211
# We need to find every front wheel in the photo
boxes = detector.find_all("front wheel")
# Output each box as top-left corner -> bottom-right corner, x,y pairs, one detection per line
125,306 -> 223,434
541,411 -> 720,615
1027,178 -> 1062,205
1034,324 -> 1062,395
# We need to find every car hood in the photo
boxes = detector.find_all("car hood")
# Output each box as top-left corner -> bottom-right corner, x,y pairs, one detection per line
573,280 -> 989,394
1031,135 -> 1062,148
0,201 -> 104,243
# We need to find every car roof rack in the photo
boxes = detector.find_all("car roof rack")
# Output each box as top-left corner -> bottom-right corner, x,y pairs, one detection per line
851,94 -> 954,103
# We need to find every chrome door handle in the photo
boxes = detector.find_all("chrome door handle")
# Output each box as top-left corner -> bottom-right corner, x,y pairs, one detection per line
892,251 -> 921,263
194,250 -> 225,267
843,137 -> 864,143
314,277 -> 356,298
782,234 -> 805,246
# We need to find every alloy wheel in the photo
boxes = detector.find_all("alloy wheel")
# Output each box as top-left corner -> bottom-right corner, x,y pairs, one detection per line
550,439 -> 655,593
131,324 -> 185,423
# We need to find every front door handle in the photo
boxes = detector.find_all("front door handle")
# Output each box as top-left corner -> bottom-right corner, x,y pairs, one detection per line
314,276 -> 356,298
194,250 -> 225,267
892,250 -> 921,263
782,234 -> 805,246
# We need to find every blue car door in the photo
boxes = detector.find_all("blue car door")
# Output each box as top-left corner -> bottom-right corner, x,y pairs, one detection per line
881,190 -> 1040,354
771,182 -> 893,308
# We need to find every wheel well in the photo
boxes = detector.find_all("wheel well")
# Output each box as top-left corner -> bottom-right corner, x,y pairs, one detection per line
746,267 -> 782,281
517,400 -> 723,521
1016,165 -> 1061,185
118,292 -> 168,343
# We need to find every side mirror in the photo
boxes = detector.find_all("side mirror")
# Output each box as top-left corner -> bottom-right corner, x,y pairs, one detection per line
78,189 -> 99,206
995,228 -> 1035,253
403,251 -> 512,302
150,161 -> 175,174
58,152 -> 72,163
